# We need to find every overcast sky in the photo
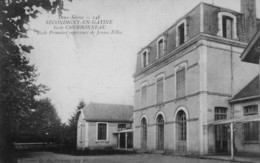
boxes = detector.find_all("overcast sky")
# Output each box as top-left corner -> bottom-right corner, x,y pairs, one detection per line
21,0 -> 260,122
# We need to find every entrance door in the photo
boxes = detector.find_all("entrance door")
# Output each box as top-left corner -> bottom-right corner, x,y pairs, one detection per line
156,114 -> 164,150
119,133 -> 125,148
176,110 -> 187,152
215,124 -> 228,153
141,118 -> 147,150
215,107 -> 228,153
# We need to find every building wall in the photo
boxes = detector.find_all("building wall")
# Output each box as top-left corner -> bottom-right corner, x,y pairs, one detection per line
134,43 -> 201,153
86,122 -> 118,149
77,113 -> 88,150
134,0 -> 259,155
135,4 -> 201,73
233,100 -> 260,155
134,38 -> 259,154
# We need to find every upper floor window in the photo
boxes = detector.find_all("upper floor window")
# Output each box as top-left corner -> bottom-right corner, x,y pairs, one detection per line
118,123 -> 126,131
141,49 -> 149,68
156,74 -> 165,104
243,105 -> 259,141
97,123 -> 107,141
141,83 -> 148,108
176,19 -> 187,47
217,12 -> 238,40
157,36 -> 166,58
214,107 -> 227,120
175,63 -> 186,98
244,105 -> 258,116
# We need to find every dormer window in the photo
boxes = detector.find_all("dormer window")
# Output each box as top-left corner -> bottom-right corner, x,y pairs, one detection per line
217,12 -> 237,40
222,16 -> 233,39
157,36 -> 166,58
176,19 -> 187,47
141,49 -> 149,68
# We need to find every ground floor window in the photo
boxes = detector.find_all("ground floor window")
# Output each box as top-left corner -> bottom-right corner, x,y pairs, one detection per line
97,123 -> 107,140
244,122 -> 259,141
244,105 -> 259,141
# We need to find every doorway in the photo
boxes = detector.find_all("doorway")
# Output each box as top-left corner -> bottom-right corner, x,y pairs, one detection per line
214,107 -> 228,153
156,114 -> 164,150
141,118 -> 147,150
176,110 -> 187,152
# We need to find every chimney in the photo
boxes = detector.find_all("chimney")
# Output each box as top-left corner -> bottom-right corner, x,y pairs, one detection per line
241,0 -> 257,42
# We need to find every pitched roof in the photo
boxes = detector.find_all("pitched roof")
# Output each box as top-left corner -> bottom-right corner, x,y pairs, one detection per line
240,30 -> 260,64
81,103 -> 133,122
230,75 -> 260,103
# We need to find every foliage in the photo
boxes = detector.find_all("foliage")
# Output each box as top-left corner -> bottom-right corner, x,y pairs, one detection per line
0,0 -> 67,161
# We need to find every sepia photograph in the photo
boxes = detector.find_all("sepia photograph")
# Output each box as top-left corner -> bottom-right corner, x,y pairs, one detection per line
1,0 -> 260,162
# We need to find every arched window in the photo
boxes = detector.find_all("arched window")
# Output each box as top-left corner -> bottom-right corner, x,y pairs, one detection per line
156,114 -> 164,150
141,117 -> 147,149
177,110 -> 186,141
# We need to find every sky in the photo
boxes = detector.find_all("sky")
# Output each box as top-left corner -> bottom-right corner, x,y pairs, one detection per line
20,0 -> 260,123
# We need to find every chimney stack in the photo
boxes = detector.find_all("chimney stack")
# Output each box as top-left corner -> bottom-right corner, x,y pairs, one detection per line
241,0 -> 257,42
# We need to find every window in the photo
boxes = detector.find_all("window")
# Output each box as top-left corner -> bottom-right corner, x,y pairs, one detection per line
243,105 -> 259,141
176,68 -> 185,98
222,16 -> 233,39
141,83 -> 147,108
217,12 -> 237,39
177,110 -> 187,141
156,75 -> 164,104
142,49 -> 149,68
157,37 -> 165,58
80,124 -> 83,142
118,124 -> 126,131
176,19 -> 187,47
215,107 -> 227,120
178,24 -> 185,45
97,123 -> 107,141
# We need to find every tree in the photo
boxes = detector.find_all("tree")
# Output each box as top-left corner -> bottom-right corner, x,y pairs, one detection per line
0,0 -> 66,161
29,98 -> 62,142
63,100 -> 85,150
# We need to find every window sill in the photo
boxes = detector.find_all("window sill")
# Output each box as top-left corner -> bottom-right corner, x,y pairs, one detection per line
243,140 -> 259,144
95,140 -> 109,143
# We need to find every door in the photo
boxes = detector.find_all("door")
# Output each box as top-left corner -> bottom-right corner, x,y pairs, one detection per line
176,110 -> 187,152
141,118 -> 147,149
214,107 -> 228,153
119,133 -> 125,148
215,124 -> 228,153
156,114 -> 164,150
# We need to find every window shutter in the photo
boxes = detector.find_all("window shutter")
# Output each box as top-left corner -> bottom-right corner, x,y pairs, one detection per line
176,68 -> 185,98
157,78 -> 164,104
226,18 -> 232,39
141,86 -> 147,108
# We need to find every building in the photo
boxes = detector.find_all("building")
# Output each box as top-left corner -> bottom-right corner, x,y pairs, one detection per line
228,30 -> 260,155
133,0 -> 260,155
77,103 -> 133,150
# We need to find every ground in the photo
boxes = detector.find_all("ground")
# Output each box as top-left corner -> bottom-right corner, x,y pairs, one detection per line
17,152 -> 252,163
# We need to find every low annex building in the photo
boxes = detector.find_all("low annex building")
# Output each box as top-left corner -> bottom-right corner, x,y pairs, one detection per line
77,103 -> 133,150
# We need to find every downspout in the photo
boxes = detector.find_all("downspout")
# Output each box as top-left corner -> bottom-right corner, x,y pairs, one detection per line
230,46 -> 234,118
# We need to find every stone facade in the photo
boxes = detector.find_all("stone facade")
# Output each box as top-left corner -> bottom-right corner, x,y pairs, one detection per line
133,1 -> 259,155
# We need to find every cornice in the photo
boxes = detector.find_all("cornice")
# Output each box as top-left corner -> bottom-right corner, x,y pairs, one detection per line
133,33 -> 247,79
